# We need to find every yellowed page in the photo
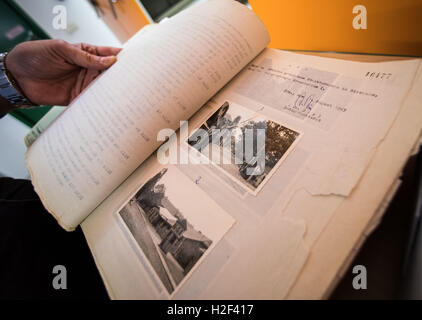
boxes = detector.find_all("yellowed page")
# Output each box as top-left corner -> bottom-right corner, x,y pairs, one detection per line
26,0 -> 270,231
287,61 -> 422,299
81,50 -> 421,300
81,152 -> 308,299
227,49 -> 420,246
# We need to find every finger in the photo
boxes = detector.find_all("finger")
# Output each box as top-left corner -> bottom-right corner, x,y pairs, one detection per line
76,43 -> 122,57
70,69 -> 101,103
82,69 -> 102,91
92,46 -> 122,57
60,42 -> 117,70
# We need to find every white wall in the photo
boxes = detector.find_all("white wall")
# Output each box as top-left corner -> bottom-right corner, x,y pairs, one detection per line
14,0 -> 121,46
0,0 -> 122,178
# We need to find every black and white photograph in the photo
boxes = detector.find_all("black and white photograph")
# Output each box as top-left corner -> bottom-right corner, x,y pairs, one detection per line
188,101 -> 301,194
118,166 -> 235,295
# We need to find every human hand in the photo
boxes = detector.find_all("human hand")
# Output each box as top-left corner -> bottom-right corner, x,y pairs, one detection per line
5,39 -> 121,106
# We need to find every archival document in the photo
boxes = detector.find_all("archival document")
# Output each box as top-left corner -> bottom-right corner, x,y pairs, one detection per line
81,48 -> 421,299
26,0 -> 270,230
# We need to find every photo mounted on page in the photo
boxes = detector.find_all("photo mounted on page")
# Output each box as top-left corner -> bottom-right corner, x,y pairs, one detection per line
117,166 -> 235,296
187,101 -> 302,195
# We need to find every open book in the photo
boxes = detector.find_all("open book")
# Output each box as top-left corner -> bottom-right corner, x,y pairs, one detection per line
26,0 -> 422,298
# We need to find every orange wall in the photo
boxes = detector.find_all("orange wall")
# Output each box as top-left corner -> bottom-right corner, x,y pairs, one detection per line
249,0 -> 422,56
96,0 -> 150,43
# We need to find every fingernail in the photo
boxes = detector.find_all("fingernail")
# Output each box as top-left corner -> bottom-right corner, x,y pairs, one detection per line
100,56 -> 116,66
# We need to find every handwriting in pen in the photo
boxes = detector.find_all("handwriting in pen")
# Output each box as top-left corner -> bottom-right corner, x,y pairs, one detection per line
294,92 -> 316,111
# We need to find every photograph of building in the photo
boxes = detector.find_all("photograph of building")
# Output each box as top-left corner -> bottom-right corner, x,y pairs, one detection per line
188,101 -> 301,193
119,167 -> 225,294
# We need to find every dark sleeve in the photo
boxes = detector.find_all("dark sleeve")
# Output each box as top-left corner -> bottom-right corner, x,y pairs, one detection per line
0,95 -> 11,118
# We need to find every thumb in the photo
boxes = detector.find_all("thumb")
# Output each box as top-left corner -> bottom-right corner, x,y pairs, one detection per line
63,43 -> 117,70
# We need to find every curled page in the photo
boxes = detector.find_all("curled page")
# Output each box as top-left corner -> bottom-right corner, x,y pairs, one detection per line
26,0 -> 270,230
